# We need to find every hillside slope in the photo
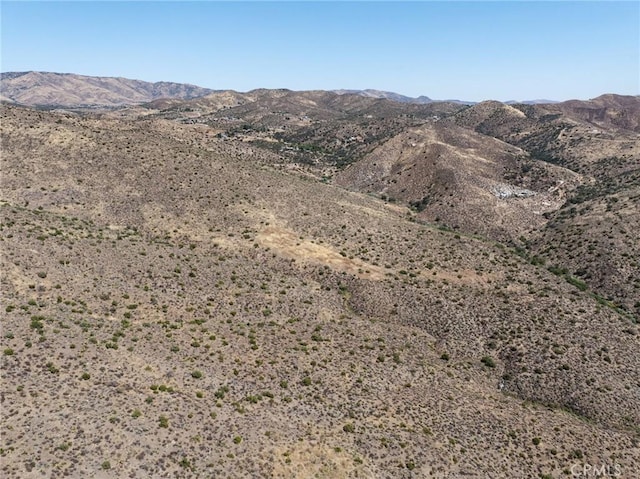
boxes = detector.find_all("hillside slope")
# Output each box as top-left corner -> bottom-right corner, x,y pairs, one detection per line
1,104 -> 639,478
334,122 -> 583,241
447,96 -> 640,315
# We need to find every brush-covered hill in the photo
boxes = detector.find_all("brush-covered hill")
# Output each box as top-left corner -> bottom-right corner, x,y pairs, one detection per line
334,121 -> 582,241
448,95 -> 640,174
444,95 -> 640,316
142,89 -> 466,172
4,76 -> 637,314
559,94 -> 640,133
332,89 -> 434,104
325,95 -> 639,315
1,104 -> 639,478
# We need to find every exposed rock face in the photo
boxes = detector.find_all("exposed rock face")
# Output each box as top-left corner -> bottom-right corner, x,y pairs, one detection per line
491,183 -> 536,199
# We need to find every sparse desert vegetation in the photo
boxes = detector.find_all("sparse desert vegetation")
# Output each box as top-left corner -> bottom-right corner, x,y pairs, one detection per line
1,84 -> 639,478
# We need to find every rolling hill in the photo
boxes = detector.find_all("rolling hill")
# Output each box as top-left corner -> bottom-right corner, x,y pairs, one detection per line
1,78 -> 639,478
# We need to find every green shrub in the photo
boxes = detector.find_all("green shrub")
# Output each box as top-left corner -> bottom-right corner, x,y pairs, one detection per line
481,356 -> 496,368
214,386 -> 229,399
179,457 -> 193,470
30,316 -> 45,332
566,276 -> 587,291
46,362 -> 59,374
159,415 -> 169,428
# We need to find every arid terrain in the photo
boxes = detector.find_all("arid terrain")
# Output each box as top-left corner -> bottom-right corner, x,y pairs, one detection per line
1,73 -> 639,478
0,72 -> 214,108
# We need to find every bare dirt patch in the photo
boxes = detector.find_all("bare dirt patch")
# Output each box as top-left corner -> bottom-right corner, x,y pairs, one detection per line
257,226 -> 386,280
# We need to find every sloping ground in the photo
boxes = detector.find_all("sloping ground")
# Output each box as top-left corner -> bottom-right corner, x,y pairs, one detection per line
142,90 -> 465,172
0,71 -> 213,107
448,95 -> 640,177
146,88 -> 457,122
529,175 -> 640,316
144,89 -> 255,112
444,97 -> 640,316
334,122 -> 582,241
559,94 -> 640,133
333,88 -> 433,104
1,105 -> 639,478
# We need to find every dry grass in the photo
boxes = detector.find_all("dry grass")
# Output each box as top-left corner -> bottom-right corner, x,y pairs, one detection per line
1,103 -> 639,478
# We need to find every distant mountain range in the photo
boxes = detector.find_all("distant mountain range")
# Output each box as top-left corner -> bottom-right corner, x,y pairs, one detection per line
0,71 -> 572,108
332,89 -> 435,104
505,99 -> 559,105
0,71 -> 214,107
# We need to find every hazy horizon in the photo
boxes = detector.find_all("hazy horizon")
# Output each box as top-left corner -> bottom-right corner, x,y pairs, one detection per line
1,1 -> 638,103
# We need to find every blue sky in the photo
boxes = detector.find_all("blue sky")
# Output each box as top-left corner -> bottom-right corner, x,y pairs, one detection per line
1,1 -> 638,101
